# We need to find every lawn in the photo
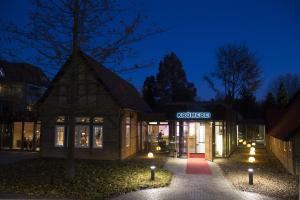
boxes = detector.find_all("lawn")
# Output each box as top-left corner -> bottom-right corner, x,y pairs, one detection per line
215,148 -> 299,200
0,153 -> 172,200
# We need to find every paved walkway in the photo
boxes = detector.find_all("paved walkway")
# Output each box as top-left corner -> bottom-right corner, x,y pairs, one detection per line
111,158 -> 274,200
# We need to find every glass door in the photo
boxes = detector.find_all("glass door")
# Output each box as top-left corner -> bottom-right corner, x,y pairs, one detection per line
196,123 -> 205,153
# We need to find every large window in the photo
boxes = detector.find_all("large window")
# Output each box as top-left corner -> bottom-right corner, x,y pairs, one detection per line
93,126 -> 103,148
215,122 -> 225,157
125,117 -> 130,147
55,126 -> 65,147
75,126 -> 89,148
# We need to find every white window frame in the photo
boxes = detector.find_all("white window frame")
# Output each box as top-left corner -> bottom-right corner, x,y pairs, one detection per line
75,125 -> 90,148
55,125 -> 65,147
93,125 -> 103,148
125,117 -> 131,147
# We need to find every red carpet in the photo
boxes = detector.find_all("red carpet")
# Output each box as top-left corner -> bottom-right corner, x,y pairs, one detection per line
188,153 -> 205,158
186,157 -> 212,175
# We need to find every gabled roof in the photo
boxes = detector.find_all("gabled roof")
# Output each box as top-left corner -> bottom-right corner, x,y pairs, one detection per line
38,50 -> 151,112
0,60 -> 49,87
266,90 -> 300,140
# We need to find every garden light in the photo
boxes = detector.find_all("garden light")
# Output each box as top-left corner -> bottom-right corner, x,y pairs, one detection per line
156,146 -> 161,151
247,143 -> 251,148
239,139 -> 243,143
248,168 -> 254,185
252,142 -> 256,146
248,156 -> 255,163
148,152 -> 154,159
243,141 -> 247,145
150,165 -> 156,180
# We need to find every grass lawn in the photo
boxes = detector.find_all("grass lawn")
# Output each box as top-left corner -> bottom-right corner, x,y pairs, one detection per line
0,153 -> 172,200
215,148 -> 299,200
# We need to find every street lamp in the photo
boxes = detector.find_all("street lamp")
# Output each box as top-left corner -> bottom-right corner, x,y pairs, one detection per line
248,168 -> 254,185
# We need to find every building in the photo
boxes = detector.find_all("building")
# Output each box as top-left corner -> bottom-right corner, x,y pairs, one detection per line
142,102 -> 239,161
37,51 -> 151,160
265,91 -> 300,175
0,60 -> 49,151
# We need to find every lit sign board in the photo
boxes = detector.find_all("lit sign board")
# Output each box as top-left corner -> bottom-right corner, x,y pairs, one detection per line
176,112 -> 211,119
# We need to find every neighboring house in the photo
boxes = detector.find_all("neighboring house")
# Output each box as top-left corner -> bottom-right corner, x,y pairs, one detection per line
265,91 -> 300,175
37,50 -> 151,160
0,60 -> 49,151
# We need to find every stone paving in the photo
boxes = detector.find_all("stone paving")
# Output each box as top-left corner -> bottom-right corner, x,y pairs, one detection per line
111,158 -> 274,200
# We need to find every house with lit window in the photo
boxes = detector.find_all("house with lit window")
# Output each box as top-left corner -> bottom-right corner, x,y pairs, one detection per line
265,91 -> 300,175
37,51 -> 151,160
0,60 -> 49,151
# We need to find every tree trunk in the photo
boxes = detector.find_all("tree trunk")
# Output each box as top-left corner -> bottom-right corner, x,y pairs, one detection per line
65,0 -> 80,180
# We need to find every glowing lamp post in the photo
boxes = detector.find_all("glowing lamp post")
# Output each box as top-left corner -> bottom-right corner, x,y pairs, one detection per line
148,152 -> 155,180
148,152 -> 154,159
156,146 -> 161,151
248,168 -> 254,185
150,165 -> 156,180
248,156 -> 255,163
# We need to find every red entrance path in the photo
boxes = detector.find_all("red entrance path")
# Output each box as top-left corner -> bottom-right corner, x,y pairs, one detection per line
186,153 -> 212,175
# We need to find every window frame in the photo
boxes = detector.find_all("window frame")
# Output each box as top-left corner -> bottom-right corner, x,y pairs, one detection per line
93,125 -> 103,149
125,116 -> 131,147
75,125 -> 90,148
55,125 -> 65,147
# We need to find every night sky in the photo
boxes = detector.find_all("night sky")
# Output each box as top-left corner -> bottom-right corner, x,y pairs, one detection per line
1,0 -> 300,100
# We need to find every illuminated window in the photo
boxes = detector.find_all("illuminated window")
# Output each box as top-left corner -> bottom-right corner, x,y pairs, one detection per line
93,126 -> 103,148
93,117 -> 104,123
75,126 -> 89,148
75,117 -> 90,123
56,116 -> 65,123
55,126 -> 65,147
125,117 -> 130,147
215,122 -> 224,157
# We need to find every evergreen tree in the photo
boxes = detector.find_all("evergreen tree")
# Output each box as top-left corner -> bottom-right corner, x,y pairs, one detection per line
142,52 -> 196,109
263,92 -> 275,109
235,87 -> 258,118
277,81 -> 289,107
142,76 -> 157,108
156,53 -> 196,103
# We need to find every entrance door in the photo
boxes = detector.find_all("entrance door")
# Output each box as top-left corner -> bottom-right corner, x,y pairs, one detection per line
196,123 -> 205,153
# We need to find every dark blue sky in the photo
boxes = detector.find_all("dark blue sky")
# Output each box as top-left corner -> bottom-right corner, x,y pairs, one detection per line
1,0 -> 300,100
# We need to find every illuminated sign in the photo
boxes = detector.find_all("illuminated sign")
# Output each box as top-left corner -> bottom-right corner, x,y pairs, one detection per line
176,112 -> 211,119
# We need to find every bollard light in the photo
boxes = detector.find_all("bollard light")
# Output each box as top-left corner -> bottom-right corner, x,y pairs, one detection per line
248,156 -> 255,163
150,165 -> 156,180
148,152 -> 154,159
248,168 -> 254,185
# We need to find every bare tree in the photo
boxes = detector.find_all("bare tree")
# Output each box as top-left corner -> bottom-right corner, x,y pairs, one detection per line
2,0 -> 163,76
1,0 -> 163,180
204,43 -> 261,104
